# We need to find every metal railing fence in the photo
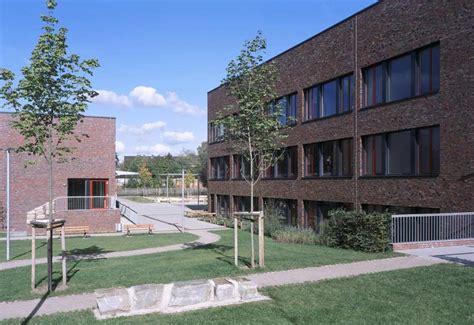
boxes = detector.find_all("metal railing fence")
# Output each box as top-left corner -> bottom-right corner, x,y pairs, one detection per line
117,187 -> 207,197
391,212 -> 474,244
116,200 -> 139,224
53,196 -> 116,212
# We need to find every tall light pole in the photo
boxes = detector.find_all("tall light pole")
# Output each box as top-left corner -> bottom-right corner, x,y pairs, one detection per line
181,169 -> 185,232
2,148 -> 11,261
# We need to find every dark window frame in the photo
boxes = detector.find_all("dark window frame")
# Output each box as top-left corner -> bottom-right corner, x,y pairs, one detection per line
304,138 -> 353,178
304,73 -> 354,122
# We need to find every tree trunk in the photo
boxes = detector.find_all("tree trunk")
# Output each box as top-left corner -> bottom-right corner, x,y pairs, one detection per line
47,126 -> 53,292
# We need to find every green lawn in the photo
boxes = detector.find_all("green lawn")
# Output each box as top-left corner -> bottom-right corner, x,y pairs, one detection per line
0,232 -> 197,263
0,230 -> 398,302
3,264 -> 472,324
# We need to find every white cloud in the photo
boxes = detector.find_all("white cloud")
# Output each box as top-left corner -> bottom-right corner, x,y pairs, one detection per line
163,131 -> 194,144
135,143 -> 172,155
130,86 -> 166,107
92,90 -> 132,107
91,86 -> 205,116
115,141 -> 125,153
118,121 -> 166,135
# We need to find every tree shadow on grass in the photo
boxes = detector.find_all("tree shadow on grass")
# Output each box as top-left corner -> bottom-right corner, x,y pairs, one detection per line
11,242 -> 47,261
66,245 -> 113,260
22,259 -> 83,324
186,243 -> 252,268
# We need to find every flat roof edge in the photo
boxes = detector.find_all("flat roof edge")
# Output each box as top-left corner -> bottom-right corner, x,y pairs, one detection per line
0,111 -> 116,120
207,1 -> 380,94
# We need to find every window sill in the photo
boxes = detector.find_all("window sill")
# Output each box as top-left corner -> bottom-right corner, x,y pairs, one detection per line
359,174 -> 439,179
208,178 -> 230,181
359,91 -> 439,112
302,110 -> 353,124
302,176 -> 353,180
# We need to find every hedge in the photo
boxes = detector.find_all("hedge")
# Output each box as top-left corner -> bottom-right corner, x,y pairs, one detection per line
323,209 -> 392,252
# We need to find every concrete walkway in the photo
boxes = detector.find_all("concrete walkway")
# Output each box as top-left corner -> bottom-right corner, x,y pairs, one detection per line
399,245 -> 474,266
0,230 -> 221,271
0,255 -> 447,321
118,198 -> 224,232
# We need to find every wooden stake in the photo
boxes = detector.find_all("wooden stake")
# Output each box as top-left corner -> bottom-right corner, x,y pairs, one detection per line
61,225 -> 67,286
250,220 -> 255,268
234,217 -> 238,267
259,212 -> 265,267
31,226 -> 36,290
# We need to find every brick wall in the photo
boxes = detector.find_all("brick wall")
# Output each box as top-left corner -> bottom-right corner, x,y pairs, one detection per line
0,113 -> 120,233
207,0 -> 474,221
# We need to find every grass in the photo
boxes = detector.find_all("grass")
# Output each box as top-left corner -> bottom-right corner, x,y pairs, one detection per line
3,263 -> 472,324
0,230 -> 398,302
0,233 -> 197,263
122,196 -> 155,203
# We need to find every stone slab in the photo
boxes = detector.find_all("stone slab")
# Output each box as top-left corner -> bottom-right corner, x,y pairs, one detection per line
236,277 -> 258,300
95,287 -> 130,316
128,284 -> 163,311
168,280 -> 213,307
212,278 -> 237,301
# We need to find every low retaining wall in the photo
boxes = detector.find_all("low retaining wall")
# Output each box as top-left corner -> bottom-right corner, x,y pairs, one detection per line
392,239 -> 474,250
94,277 -> 268,319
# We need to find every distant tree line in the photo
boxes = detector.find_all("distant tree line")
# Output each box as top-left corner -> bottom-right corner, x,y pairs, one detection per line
118,142 -> 208,188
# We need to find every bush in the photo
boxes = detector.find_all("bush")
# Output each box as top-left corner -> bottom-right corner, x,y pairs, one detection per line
323,209 -> 391,252
272,226 -> 320,245
263,200 -> 286,236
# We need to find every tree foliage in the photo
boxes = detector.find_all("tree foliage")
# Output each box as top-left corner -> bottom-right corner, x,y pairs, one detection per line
138,160 -> 153,189
0,0 -> 99,164
216,31 -> 287,212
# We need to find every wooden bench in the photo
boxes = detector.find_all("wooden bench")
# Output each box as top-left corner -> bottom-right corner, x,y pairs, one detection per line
54,226 -> 90,238
125,224 -> 154,236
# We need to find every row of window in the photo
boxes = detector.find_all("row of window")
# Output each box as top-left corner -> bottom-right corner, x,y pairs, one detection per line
210,125 -> 439,180
362,126 -> 440,176
209,43 -> 440,138
210,195 -> 440,233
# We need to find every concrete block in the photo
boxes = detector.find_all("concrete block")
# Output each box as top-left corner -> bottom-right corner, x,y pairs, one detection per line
128,284 -> 163,311
95,287 -> 130,316
236,278 -> 258,300
168,280 -> 212,307
212,278 -> 237,301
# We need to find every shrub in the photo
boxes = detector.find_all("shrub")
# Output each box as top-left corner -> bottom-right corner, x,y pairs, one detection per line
263,200 -> 286,236
272,226 -> 320,245
322,209 -> 391,252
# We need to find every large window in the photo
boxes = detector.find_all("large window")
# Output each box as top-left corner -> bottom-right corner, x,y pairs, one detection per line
264,198 -> 298,227
216,195 -> 230,217
67,178 -> 109,209
304,201 -> 352,233
265,146 -> 297,179
234,196 -> 259,212
232,155 -> 250,179
210,156 -> 229,180
362,126 -> 439,176
209,121 -> 225,143
304,139 -> 353,177
363,43 -> 440,107
362,204 -> 439,214
304,74 -> 353,121
269,93 -> 297,126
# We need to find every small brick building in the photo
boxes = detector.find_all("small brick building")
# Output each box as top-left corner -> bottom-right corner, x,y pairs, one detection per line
207,0 -> 474,231
0,112 -> 120,235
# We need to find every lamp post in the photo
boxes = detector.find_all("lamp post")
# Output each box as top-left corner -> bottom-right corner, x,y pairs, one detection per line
181,169 -> 185,232
2,148 -> 11,261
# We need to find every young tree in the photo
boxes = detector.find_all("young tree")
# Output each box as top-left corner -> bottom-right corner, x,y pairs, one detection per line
184,170 -> 194,188
138,160 -> 153,191
216,31 -> 287,214
0,0 -> 99,291
196,142 -> 208,187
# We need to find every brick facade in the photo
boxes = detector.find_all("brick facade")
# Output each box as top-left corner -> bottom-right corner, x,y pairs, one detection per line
0,112 -> 120,234
207,0 -> 474,224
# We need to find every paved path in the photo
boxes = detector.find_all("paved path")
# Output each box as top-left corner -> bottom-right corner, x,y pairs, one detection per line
0,230 -> 221,271
0,255 -> 447,321
118,198 -> 224,232
399,245 -> 474,266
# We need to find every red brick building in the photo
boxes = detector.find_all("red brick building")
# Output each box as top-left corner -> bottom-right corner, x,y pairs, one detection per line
0,112 -> 120,235
207,0 -> 474,231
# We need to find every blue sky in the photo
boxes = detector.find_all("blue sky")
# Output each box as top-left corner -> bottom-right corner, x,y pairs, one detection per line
0,0 -> 376,159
